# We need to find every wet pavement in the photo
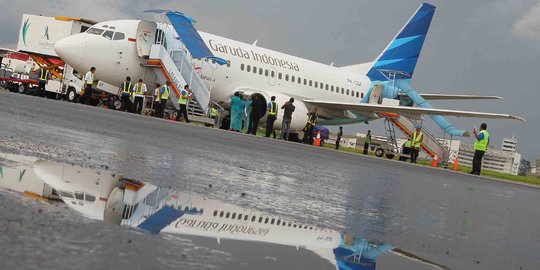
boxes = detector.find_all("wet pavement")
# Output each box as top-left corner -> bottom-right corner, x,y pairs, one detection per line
1,91 -> 540,269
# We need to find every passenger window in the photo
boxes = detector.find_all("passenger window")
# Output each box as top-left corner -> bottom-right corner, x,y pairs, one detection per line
304,79 -> 307,85
251,216 -> 256,222
361,92 -> 364,98
244,215 -> 249,221
247,65 -> 251,72
113,32 -> 125,40
285,74 -> 289,81
314,82 -> 318,88
75,193 -> 84,200
341,88 -> 344,94
278,73 -> 282,79
258,217 -> 263,223
259,68 -> 263,75
59,191 -> 73,198
102,30 -> 114,40
347,89 -> 350,95
297,77 -> 302,84
86,28 -> 104,35
309,80 -> 312,86
85,194 -> 96,202
231,213 -> 236,219
265,69 -> 269,76
331,86 -> 334,92
326,84 -> 329,91
241,64 -> 244,71
265,217 -> 269,224
271,218 -> 275,225
220,211 -> 224,217
237,214 -> 242,220
213,210 -> 218,216
351,90 -> 355,97
277,220 -> 281,225
271,71 -> 275,78
226,212 -> 230,218
253,66 -> 257,73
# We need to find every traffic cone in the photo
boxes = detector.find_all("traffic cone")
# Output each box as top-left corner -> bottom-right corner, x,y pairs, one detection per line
313,131 -> 321,146
452,158 -> 459,171
431,155 -> 438,167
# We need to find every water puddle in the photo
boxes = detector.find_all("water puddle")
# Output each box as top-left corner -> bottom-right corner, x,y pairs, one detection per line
0,153 -> 447,270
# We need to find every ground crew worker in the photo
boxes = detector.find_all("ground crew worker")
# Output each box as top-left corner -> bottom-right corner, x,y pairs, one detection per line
410,126 -> 423,163
37,65 -> 50,97
117,76 -> 133,112
400,138 -> 412,161
265,96 -> 278,138
302,107 -> 318,144
82,67 -> 96,105
280,98 -> 295,140
158,81 -> 171,118
153,83 -> 161,117
336,126 -> 343,150
209,107 -> 218,127
363,130 -> 372,155
176,84 -> 193,123
470,123 -> 490,175
133,79 -> 147,114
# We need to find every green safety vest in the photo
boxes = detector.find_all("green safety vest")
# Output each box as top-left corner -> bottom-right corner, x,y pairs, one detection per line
404,140 -> 412,148
39,68 -> 49,82
412,131 -> 423,148
161,86 -> 170,100
474,130 -> 490,151
365,134 -> 371,144
134,83 -> 144,95
268,102 -> 278,117
122,82 -> 132,94
86,72 -> 94,85
178,90 -> 188,105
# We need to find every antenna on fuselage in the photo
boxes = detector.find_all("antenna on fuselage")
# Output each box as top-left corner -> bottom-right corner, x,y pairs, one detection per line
252,39 -> 258,46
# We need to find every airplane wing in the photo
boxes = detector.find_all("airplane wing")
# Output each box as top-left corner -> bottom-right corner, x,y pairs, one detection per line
400,93 -> 503,100
303,100 -> 525,122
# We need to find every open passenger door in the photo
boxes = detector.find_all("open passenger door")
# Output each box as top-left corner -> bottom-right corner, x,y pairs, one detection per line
136,21 -> 157,58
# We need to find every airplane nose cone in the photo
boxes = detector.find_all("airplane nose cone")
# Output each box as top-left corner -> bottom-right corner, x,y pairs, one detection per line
54,35 -> 86,66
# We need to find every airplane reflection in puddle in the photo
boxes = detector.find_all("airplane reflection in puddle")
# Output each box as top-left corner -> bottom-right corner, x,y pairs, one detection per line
0,155 -> 445,270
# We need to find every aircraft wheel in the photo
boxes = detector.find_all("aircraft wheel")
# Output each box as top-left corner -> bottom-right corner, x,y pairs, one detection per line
385,153 -> 395,159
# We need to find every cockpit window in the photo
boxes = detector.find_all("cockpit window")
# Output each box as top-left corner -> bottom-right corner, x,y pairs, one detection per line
102,30 -> 114,40
87,28 -> 104,35
113,32 -> 125,41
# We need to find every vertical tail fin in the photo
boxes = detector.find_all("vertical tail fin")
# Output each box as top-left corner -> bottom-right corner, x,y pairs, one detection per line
367,3 -> 436,81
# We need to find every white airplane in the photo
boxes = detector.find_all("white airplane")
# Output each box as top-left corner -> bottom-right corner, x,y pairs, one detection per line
53,3 -> 524,136
32,159 -> 447,270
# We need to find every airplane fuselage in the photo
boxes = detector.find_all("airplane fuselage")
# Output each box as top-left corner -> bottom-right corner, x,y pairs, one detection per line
55,20 -> 374,130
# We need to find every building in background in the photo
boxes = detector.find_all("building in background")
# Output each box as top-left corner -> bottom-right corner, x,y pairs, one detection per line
537,160 -> 540,179
501,135 -> 518,152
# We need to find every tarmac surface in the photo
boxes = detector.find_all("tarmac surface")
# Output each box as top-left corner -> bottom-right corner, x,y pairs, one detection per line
1,90 -> 540,269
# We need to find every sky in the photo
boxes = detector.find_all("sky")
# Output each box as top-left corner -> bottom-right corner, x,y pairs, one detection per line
0,0 -> 538,161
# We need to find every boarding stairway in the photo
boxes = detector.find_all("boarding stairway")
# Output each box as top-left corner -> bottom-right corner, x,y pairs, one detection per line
147,44 -> 210,114
380,112 -> 450,164
368,76 -> 453,164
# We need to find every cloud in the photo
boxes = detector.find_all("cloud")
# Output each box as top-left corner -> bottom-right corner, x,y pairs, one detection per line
512,0 -> 540,39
